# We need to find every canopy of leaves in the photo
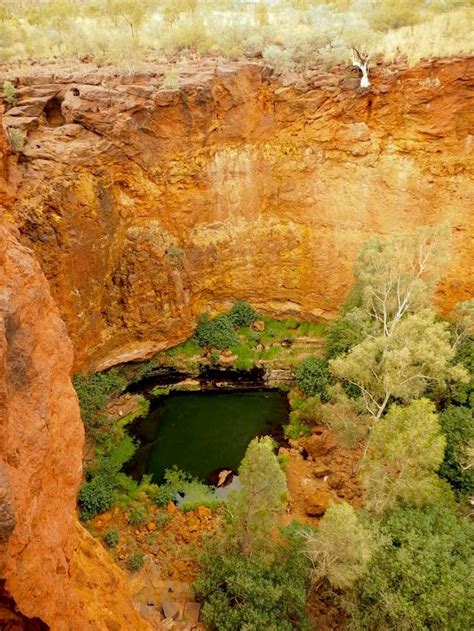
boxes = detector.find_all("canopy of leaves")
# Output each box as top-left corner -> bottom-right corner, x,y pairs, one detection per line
438,405 -> 474,497
344,505 -> 474,631
360,399 -> 451,515
227,299 -> 258,327
193,533 -> 311,631
227,436 -> 287,555
296,356 -> 330,399
304,502 -> 377,590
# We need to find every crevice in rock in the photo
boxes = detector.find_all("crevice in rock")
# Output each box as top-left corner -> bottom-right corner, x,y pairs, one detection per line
43,97 -> 65,127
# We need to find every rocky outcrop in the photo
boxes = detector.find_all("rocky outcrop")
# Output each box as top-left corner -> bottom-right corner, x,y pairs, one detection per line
4,57 -> 474,371
0,108 -> 149,630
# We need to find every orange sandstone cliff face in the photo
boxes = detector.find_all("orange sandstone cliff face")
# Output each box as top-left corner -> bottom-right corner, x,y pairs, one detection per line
4,57 -> 474,370
0,110 -> 149,629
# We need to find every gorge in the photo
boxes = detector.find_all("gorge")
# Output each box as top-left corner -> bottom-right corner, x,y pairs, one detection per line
0,54 -> 473,629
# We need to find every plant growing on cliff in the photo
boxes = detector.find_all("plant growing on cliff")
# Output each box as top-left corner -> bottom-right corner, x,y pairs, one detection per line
104,526 -> 120,548
73,369 -> 127,431
195,313 -> 238,350
6,127 -> 25,152
360,399 -> 451,515
78,475 -> 117,520
227,300 -> 258,327
2,80 -> 16,106
330,226 -> 467,421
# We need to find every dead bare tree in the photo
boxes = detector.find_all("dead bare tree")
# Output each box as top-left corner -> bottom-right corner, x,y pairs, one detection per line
351,47 -> 371,88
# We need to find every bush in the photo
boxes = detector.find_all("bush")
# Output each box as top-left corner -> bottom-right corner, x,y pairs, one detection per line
325,316 -> 364,359
78,475 -> 116,521
127,506 -> 146,525
296,356 -> 329,399
154,467 -> 220,511
195,313 -> 238,349
72,369 -> 127,430
438,406 -> 474,497
2,80 -> 16,106
227,300 -> 258,327
104,526 -> 119,548
7,127 -> 25,152
305,502 -> 377,590
193,535 -> 311,631
126,552 -> 144,572
345,505 -> 474,631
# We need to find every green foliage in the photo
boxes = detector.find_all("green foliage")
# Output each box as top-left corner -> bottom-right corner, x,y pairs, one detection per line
305,502 -> 377,590
72,368 -> 127,431
438,405 -> 474,497
325,314 -> 364,359
151,386 -> 171,398
227,300 -> 258,327
345,505 -> 474,631
296,356 -> 329,399
7,127 -> 25,152
78,475 -> 116,521
319,384 -> 369,448
449,336 -> 474,406
127,505 -> 146,525
195,313 -> 238,349
193,534 -> 311,631
360,399 -> 450,515
2,80 -> 16,106
104,526 -> 119,548
126,551 -> 144,572
330,227 -> 467,419
153,467 -> 220,511
227,436 -> 286,555
285,395 -> 320,439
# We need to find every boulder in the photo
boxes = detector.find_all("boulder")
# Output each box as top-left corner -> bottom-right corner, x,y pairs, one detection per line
304,486 -> 332,517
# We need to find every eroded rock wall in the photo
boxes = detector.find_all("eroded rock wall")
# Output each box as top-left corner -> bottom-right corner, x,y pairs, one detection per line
0,107 -> 149,630
4,57 -> 474,369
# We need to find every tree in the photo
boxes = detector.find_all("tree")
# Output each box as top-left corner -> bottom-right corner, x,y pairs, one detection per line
344,505 -> 474,631
304,502 -> 377,590
296,356 -> 330,399
360,399 -> 450,515
438,405 -> 474,497
105,0 -> 156,38
227,436 -> 286,556
330,226 -> 467,420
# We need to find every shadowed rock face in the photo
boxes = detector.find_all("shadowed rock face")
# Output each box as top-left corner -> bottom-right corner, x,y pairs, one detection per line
0,108 -> 150,630
5,57 -> 474,370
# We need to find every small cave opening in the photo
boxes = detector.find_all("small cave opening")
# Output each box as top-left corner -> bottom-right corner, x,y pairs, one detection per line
43,96 -> 66,127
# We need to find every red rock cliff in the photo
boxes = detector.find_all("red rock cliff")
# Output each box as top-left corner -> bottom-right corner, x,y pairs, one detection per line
4,57 -> 474,369
0,108 -> 149,629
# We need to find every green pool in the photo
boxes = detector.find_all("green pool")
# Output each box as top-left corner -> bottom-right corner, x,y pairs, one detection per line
127,390 -> 289,484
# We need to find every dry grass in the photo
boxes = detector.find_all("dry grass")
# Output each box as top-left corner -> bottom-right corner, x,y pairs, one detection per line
0,1 -> 472,70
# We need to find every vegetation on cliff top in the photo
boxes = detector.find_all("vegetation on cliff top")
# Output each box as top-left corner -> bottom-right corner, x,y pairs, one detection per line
0,0 -> 472,69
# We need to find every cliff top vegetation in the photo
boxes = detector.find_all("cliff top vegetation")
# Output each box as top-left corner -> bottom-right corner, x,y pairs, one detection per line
0,0 -> 472,71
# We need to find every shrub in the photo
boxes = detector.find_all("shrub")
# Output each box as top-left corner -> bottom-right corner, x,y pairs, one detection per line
438,405 -> 474,497
304,502 -> 377,590
7,127 -> 25,152
72,369 -> 127,430
296,356 -> 329,399
78,475 -> 116,521
345,505 -> 474,631
104,526 -> 119,548
320,384 -> 369,448
126,552 -> 144,572
2,80 -> 16,106
154,467 -> 220,511
325,315 -> 364,359
227,300 -> 258,327
360,399 -> 451,515
195,313 -> 238,349
127,506 -> 146,525
193,535 -> 311,631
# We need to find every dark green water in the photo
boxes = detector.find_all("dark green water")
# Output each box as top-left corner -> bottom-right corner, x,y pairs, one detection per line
127,390 -> 289,484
